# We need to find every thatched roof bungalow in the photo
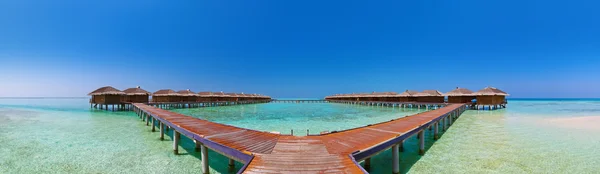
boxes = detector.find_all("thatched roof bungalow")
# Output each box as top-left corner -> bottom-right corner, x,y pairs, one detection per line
352,93 -> 369,101
414,90 -> 445,103
473,87 -> 509,105
326,93 -> 354,101
88,86 -> 125,104
255,94 -> 270,101
330,94 -> 346,100
354,93 -> 365,101
123,86 -> 151,103
212,91 -> 227,101
225,93 -> 239,102
197,91 -> 214,102
152,89 -> 180,102
258,94 -> 272,100
445,87 -> 475,103
238,93 -> 251,101
398,90 -> 419,102
341,93 -> 356,101
371,92 -> 398,102
177,89 -> 199,102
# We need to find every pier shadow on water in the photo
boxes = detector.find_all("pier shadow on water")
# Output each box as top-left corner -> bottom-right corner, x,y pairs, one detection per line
160,128 -> 244,174
362,126 -> 451,174
154,122 -> 449,174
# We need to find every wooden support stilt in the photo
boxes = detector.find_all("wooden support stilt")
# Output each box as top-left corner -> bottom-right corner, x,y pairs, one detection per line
442,117 -> 447,131
418,130 -> 425,155
434,121 -> 440,140
173,131 -> 180,154
392,144 -> 400,174
151,117 -> 155,132
195,140 -> 201,152
228,158 -> 235,170
399,140 -> 404,152
160,123 -> 164,140
201,144 -> 209,174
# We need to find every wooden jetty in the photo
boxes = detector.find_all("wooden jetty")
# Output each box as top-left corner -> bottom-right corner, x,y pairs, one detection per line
132,102 -> 467,173
147,100 -> 270,109
88,86 -> 271,111
270,99 -> 328,103
88,86 -> 505,171
329,100 -> 447,110
325,86 -> 509,110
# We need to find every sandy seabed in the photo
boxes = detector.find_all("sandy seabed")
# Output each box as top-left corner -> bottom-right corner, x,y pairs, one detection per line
543,116 -> 600,131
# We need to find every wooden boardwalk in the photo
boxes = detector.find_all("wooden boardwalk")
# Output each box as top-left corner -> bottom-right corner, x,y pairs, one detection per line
132,102 -> 467,174
329,100 -> 448,108
270,99 -> 328,103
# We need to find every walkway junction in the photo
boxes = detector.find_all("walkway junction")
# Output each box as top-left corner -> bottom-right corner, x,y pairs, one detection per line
88,86 -> 508,173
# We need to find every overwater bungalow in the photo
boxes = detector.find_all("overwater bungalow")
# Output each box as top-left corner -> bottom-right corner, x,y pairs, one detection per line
152,89 -> 180,102
352,93 -> 364,101
337,94 -> 351,101
473,87 -> 509,109
262,94 -> 272,101
177,89 -> 199,102
326,93 -> 353,101
239,93 -> 251,102
363,92 -> 376,101
225,93 -> 239,102
254,94 -> 265,101
213,91 -> 227,101
350,93 -> 361,101
398,90 -> 419,102
340,93 -> 354,101
414,90 -> 445,103
123,86 -> 151,103
258,94 -> 270,101
445,87 -> 476,103
355,93 -> 370,101
241,93 -> 251,101
197,91 -> 214,102
88,86 -> 125,106
372,92 -> 398,102
255,94 -> 265,101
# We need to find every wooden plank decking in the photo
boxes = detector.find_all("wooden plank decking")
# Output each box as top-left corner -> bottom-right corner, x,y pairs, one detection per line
132,102 -> 466,173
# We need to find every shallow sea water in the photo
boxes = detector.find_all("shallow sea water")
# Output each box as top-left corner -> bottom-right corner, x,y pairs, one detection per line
0,98 -> 599,173
172,102 -> 426,134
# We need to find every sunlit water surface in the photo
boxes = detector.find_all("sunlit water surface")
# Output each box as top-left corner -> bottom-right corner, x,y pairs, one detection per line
1,98 -> 599,173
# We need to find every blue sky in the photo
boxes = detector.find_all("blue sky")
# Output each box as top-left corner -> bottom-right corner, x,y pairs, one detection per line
1,0 -> 599,98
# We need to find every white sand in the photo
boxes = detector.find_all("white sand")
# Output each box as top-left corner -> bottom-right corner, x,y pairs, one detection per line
543,116 -> 600,131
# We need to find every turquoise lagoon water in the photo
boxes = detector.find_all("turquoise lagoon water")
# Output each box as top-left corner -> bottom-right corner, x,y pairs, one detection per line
172,102 -> 426,134
1,98 -> 599,173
